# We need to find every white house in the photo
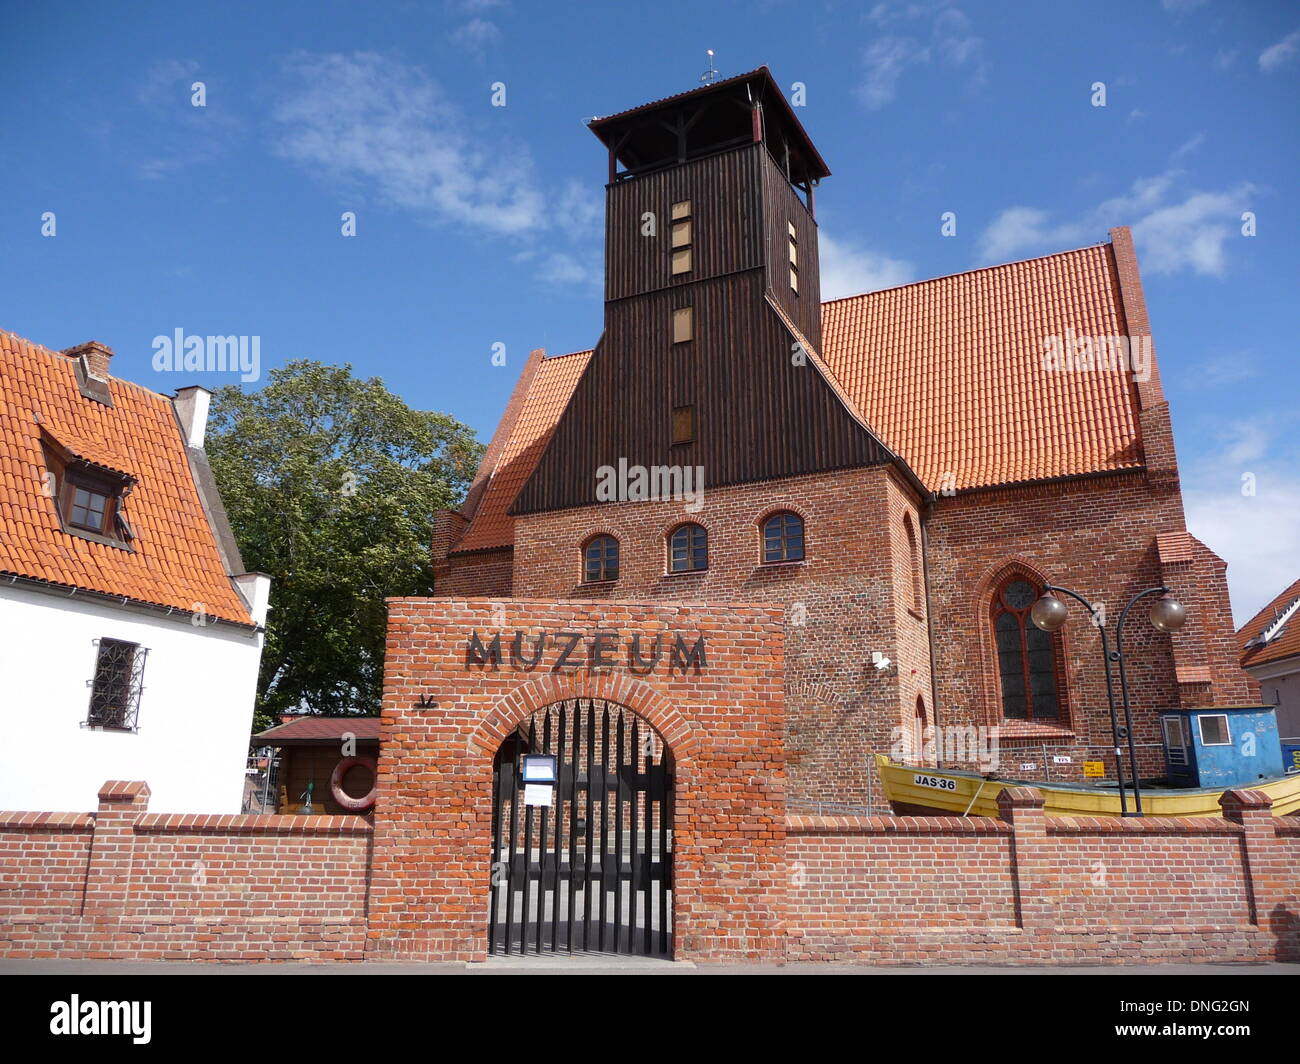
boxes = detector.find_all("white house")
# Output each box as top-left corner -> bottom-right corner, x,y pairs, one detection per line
0,331 -> 270,814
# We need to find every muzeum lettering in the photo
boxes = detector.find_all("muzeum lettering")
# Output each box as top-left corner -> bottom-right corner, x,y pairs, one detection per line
467,629 -> 707,671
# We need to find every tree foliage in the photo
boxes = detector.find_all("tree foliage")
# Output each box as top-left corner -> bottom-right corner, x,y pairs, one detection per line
206,361 -> 482,732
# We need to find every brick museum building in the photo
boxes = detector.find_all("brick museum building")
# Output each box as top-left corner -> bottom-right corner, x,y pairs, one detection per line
423,65 -> 1254,804
7,69 -> 1294,969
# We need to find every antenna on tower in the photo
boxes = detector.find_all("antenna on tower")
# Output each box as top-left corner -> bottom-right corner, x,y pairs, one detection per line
700,49 -> 718,84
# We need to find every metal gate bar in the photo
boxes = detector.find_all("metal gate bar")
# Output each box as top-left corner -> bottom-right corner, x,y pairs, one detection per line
488,699 -> 673,957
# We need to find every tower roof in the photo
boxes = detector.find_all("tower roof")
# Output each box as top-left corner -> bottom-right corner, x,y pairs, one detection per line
588,66 -> 830,184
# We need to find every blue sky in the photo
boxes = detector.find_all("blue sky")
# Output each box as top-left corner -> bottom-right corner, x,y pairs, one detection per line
1,0 -> 1296,623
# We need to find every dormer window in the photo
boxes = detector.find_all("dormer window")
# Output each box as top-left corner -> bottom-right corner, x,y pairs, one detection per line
66,471 -> 117,535
40,437 -> 135,548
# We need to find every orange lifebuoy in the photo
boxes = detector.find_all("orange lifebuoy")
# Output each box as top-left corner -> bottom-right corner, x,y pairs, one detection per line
329,756 -> 377,811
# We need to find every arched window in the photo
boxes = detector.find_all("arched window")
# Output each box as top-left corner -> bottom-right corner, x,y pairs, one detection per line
912,695 -> 928,762
903,513 -> 922,611
668,523 -> 707,572
582,535 -> 619,583
761,511 -> 804,563
992,576 -> 1061,721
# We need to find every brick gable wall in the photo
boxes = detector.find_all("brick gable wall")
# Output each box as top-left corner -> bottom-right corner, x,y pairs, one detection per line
927,468 -> 1256,780
508,465 -> 930,808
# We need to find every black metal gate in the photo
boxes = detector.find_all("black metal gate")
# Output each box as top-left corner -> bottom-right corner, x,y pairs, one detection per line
489,699 -> 673,957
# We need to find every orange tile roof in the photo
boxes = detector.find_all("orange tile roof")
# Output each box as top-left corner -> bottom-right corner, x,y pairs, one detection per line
455,349 -> 593,552
820,244 -> 1143,492
0,330 -> 254,625
1239,576 -> 1300,671
456,240 -> 1148,550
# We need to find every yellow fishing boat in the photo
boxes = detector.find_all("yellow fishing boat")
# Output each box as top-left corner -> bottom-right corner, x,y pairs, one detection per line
874,753 -> 1300,819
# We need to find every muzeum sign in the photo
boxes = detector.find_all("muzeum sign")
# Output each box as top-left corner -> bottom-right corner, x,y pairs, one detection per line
467,629 -> 707,671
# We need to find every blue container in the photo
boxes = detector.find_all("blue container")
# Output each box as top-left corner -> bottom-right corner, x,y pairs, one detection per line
1160,706 -> 1285,788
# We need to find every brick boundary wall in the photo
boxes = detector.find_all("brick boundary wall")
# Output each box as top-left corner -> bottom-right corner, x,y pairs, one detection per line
787,788 -> 1300,964
0,781 -> 372,961
2,786 -> 1297,964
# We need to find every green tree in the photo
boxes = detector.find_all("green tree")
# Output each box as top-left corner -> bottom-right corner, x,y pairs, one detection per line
206,361 -> 482,732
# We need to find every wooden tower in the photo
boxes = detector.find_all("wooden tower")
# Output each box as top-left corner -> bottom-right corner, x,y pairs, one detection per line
513,67 -> 897,516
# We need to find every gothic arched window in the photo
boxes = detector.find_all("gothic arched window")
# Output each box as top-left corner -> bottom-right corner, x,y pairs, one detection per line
992,576 -> 1062,722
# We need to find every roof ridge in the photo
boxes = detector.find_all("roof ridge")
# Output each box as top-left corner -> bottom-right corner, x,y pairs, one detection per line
542,348 -> 595,362
1,328 -> 173,402
819,241 -> 1110,307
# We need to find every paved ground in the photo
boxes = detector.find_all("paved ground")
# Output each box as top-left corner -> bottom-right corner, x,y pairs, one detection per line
2,958 -> 1295,975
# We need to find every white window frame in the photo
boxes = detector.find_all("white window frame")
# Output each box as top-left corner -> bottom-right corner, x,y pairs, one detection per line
1197,713 -> 1232,747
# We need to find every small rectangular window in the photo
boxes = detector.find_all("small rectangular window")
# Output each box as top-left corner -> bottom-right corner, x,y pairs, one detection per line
1198,714 -> 1231,746
788,221 -> 797,239
672,248 -> 692,275
86,637 -> 147,731
789,267 -> 799,293
671,220 -> 692,248
672,306 -> 693,343
671,200 -> 691,220
672,405 -> 695,445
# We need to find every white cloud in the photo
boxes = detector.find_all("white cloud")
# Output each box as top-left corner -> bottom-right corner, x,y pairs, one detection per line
977,170 -> 1253,276
858,36 -> 930,109
1172,131 -> 1205,159
1213,48 -> 1239,71
1186,351 -> 1263,389
818,233 -> 915,299
1260,28 -> 1300,72
1129,190 -> 1245,276
534,252 -> 600,290
552,179 -> 603,238
450,18 -> 502,57
1182,420 -> 1300,626
128,59 -> 243,179
857,3 -> 985,109
978,206 -> 1055,262
270,52 -> 545,236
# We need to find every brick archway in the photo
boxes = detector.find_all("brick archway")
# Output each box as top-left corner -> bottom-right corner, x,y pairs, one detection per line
370,598 -> 786,963
485,691 -> 678,957
468,672 -> 697,763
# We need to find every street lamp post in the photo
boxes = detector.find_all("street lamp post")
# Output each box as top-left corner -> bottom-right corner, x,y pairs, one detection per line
1029,584 -> 1187,817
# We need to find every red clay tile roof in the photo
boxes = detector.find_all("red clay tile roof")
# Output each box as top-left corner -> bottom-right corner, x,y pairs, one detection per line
1239,576 -> 1300,671
0,329 -> 253,625
455,349 -> 592,553
820,243 -> 1142,492
254,716 -> 382,744
456,240 -> 1148,550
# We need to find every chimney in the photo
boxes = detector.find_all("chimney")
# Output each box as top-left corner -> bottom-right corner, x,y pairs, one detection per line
172,385 -> 212,448
233,571 -> 272,627
63,340 -> 113,380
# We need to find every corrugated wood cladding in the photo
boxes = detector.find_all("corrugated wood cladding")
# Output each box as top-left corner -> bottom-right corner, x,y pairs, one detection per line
604,146 -> 765,302
762,150 -> 822,349
510,271 -> 890,515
